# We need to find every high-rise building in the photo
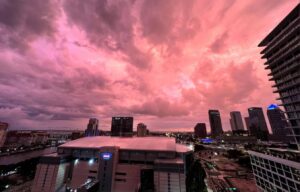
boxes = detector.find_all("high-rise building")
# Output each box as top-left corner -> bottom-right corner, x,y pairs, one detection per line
244,117 -> 250,130
0,122 -> 8,147
111,117 -> 133,136
259,3 -> 300,148
84,118 -> 100,137
248,107 -> 269,141
208,110 -> 223,137
137,123 -> 148,137
194,123 -> 207,138
249,4 -> 300,192
267,104 -> 289,142
230,111 -> 245,132
32,136 -> 192,192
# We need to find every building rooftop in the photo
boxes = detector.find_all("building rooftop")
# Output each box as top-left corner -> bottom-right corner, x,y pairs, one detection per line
248,146 -> 300,163
59,136 -> 192,153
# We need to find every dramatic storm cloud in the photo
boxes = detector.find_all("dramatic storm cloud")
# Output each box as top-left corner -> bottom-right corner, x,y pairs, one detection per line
0,0 -> 298,132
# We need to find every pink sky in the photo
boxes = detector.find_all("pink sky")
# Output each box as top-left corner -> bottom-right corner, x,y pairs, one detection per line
0,0 -> 299,132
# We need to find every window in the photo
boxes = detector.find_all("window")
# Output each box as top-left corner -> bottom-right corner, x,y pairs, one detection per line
116,172 -> 126,176
89,170 -> 97,173
115,178 -> 126,182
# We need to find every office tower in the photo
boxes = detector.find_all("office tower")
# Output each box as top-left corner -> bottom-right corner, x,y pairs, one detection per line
84,118 -> 100,137
111,117 -> 133,136
208,110 -> 223,137
194,123 -> 207,138
0,122 -> 8,147
137,123 -> 147,137
248,107 -> 269,141
244,117 -> 250,130
32,136 -> 192,192
267,104 -> 289,142
230,111 -> 245,131
249,4 -> 300,192
259,3 -> 300,149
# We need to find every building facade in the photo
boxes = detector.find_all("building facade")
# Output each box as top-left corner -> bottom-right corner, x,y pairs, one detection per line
111,117 -> 133,137
85,118 -> 100,137
267,104 -> 289,142
230,111 -> 245,132
194,123 -> 207,138
32,136 -> 192,192
249,150 -> 300,192
248,107 -> 269,141
0,122 -> 8,147
259,3 -> 300,149
250,3 -> 300,192
245,117 -> 250,130
208,110 -> 223,137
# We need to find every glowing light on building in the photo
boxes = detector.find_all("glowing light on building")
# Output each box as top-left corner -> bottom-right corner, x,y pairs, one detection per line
101,152 -> 112,160
267,104 -> 279,110
88,159 -> 94,165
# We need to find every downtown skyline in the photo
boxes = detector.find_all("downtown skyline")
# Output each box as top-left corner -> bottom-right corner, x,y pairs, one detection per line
0,0 -> 299,132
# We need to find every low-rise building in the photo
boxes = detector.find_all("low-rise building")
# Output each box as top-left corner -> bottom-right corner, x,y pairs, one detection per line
248,149 -> 300,192
32,136 -> 192,192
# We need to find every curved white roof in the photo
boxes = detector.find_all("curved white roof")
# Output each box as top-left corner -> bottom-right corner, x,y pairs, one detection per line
60,136 -> 191,153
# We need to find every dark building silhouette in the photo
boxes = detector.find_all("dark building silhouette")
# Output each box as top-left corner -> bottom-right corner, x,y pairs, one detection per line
137,123 -> 148,137
259,4 -> 300,149
194,123 -> 207,138
111,117 -> 133,136
84,118 -> 100,137
249,5 -> 300,192
248,107 -> 269,141
208,110 -> 223,137
230,111 -> 245,132
267,104 -> 289,142
244,117 -> 250,130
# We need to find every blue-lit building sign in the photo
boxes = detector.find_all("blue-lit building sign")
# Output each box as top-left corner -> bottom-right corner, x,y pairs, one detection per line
201,138 -> 213,144
268,104 -> 279,110
101,152 -> 112,160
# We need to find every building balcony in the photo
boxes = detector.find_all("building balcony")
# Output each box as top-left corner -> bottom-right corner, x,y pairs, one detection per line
274,80 -> 300,93
261,18 -> 300,56
265,36 -> 300,62
286,116 -> 300,121
266,41 -> 300,68
279,99 -> 300,106
272,73 -> 300,87
283,109 -> 300,114
269,60 -> 300,80
276,89 -> 300,99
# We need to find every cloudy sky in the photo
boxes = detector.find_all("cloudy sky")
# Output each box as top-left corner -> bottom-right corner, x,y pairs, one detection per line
0,0 -> 298,132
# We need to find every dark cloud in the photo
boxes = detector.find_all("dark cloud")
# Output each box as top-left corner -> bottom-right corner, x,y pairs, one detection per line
0,0 -> 59,51
210,32 -> 228,53
130,97 -> 190,117
139,0 -> 200,56
62,0 -> 151,69
0,53 -> 111,128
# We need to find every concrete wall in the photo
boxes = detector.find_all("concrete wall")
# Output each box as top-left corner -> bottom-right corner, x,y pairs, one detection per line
32,164 -> 59,192
154,172 -> 186,192
70,160 -> 98,189
113,164 -> 152,192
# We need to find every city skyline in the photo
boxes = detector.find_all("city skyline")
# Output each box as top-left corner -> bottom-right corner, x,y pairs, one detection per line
0,0 -> 299,132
